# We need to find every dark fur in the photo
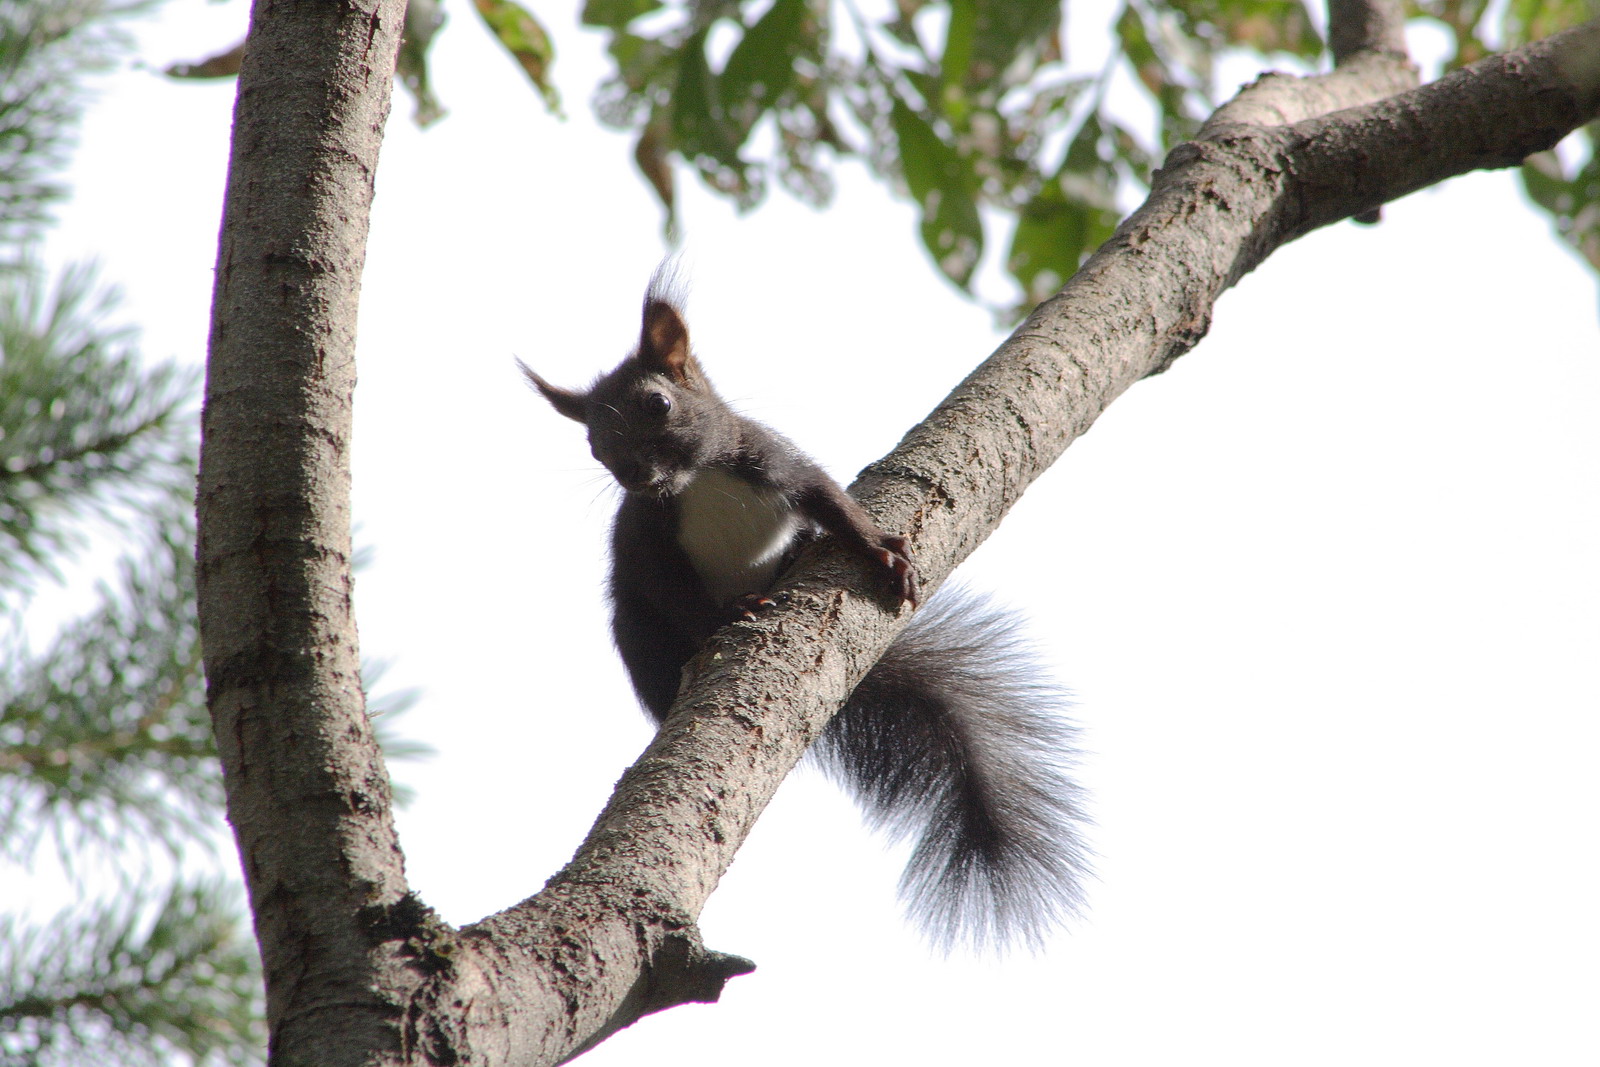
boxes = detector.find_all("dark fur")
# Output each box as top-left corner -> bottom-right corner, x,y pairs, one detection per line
523,273 -> 1090,951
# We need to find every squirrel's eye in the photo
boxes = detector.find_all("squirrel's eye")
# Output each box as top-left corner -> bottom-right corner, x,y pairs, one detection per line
642,392 -> 672,416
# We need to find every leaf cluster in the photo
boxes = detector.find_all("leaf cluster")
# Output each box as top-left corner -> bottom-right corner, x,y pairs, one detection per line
0,272 -> 425,1062
0,343 -> 422,1065
584,0 -> 839,216
575,0 -> 1598,312
580,0 -> 1131,309
165,0 -> 1600,306
166,0 -> 566,131
572,0 -> 1321,315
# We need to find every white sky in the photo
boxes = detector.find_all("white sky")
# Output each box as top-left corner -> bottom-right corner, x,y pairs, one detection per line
38,0 -> 1600,1064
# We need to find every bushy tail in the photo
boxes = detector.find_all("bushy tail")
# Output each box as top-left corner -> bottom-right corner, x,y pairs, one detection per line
808,590 -> 1091,953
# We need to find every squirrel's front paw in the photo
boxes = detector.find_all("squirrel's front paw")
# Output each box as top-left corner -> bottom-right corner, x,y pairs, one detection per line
875,535 -> 919,607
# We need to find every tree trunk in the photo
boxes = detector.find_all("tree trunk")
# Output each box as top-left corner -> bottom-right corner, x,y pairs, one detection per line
196,0 -> 1600,1062
197,1 -> 417,1063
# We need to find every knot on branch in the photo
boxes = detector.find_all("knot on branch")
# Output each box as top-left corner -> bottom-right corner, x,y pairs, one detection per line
639,928 -> 756,1013
361,891 -> 459,977
557,927 -> 755,1065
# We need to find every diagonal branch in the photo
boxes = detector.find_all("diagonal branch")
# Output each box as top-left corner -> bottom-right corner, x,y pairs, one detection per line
1206,0 -> 1415,133
402,17 -> 1600,1066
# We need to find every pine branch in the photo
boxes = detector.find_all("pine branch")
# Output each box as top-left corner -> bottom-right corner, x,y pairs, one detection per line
0,262 -> 196,601
0,268 -> 423,867
0,879 -> 265,1067
0,503 -> 215,872
0,503 -> 432,873
0,0 -> 149,257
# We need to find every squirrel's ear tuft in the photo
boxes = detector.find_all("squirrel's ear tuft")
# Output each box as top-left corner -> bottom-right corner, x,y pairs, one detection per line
516,359 -> 588,423
638,299 -> 697,384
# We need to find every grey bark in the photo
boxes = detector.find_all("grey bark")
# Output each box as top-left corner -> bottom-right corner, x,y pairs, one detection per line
196,0 -> 417,1064
1328,0 -> 1409,62
195,0 -> 1600,1063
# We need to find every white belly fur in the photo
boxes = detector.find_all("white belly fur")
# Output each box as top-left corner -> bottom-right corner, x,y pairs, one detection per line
675,469 -> 801,606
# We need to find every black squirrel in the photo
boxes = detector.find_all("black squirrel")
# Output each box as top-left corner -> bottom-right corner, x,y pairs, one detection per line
521,274 -> 1089,951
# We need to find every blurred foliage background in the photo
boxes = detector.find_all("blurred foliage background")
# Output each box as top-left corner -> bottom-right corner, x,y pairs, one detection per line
0,3 -> 422,1063
273,0 -> 1599,318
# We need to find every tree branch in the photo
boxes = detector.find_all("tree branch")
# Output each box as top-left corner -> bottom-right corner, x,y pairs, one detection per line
396,17 -> 1600,1066
199,4 -> 1600,1063
1206,0 -> 1416,133
1328,0 -> 1409,63
197,0 -> 421,1064
1283,23 -> 1600,230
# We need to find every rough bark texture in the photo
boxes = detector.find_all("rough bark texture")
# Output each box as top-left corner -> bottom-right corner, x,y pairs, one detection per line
1328,0 -> 1409,61
197,1 -> 420,1064
196,0 -> 1600,1063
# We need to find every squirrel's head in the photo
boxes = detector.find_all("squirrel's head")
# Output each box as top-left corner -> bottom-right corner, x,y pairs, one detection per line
521,295 -> 731,498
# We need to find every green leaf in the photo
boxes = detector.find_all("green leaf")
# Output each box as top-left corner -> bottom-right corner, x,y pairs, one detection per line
1115,3 -> 1165,96
1164,0 -> 1322,59
900,67 -> 943,112
1007,117 -> 1121,310
581,0 -> 664,29
1501,0 -> 1598,45
603,28 -> 655,78
890,97 -> 983,288
1521,150 -> 1572,214
940,0 -> 977,112
474,0 -> 562,116
936,0 -> 1062,121
670,29 -> 756,205
1216,0 -> 1323,57
671,31 -> 717,144
720,0 -> 812,135
966,0 -> 1062,89
1519,128 -> 1600,274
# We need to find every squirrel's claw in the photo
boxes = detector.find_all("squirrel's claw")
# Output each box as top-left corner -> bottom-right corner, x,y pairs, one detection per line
732,591 -> 787,621
876,535 -> 919,607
